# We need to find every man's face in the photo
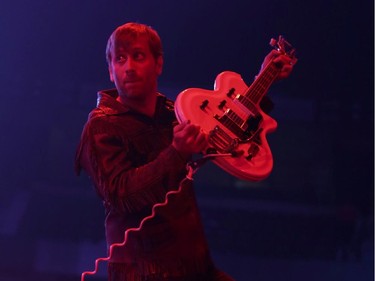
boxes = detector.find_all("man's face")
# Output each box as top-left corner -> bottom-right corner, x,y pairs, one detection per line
108,35 -> 163,102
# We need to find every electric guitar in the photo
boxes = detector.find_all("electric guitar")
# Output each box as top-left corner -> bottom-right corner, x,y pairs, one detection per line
175,36 -> 297,181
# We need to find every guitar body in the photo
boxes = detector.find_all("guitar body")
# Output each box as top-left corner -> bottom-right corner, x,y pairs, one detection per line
175,71 -> 277,181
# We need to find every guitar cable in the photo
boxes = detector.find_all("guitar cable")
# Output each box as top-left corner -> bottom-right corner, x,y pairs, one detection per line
80,153 -> 230,281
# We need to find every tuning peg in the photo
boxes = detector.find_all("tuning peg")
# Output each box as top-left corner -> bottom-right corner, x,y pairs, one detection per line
269,38 -> 277,47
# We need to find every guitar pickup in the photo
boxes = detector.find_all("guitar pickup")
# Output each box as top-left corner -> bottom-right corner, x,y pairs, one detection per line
214,110 -> 246,140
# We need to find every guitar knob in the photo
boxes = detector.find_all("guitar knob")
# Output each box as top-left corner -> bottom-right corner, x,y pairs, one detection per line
218,100 -> 227,110
246,143 -> 260,160
200,99 -> 209,110
226,88 -> 235,98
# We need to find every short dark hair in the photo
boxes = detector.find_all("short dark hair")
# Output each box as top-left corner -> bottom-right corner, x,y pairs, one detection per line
105,22 -> 163,65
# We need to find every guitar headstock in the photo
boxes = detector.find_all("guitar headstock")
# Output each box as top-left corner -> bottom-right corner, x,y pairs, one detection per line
270,35 -> 297,65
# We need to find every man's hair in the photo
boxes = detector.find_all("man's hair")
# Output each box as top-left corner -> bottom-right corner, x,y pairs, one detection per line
105,22 -> 163,65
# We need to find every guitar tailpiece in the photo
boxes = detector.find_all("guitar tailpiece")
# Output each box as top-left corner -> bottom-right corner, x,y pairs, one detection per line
186,152 -> 233,180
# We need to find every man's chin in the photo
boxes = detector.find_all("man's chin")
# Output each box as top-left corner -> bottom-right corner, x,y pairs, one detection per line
123,86 -> 142,97
121,89 -> 146,100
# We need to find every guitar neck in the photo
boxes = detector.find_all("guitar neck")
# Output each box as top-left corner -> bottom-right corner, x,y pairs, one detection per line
245,61 -> 280,105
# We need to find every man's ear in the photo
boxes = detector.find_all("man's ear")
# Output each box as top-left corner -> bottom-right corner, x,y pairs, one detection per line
156,56 -> 163,75
108,65 -> 114,82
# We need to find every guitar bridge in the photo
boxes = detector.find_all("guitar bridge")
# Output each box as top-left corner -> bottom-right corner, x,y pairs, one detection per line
208,126 -> 242,155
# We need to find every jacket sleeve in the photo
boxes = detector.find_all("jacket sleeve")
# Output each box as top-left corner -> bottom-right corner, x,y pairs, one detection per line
76,118 -> 188,214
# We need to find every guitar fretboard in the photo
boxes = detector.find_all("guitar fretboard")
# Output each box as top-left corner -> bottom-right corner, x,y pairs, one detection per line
244,62 -> 280,105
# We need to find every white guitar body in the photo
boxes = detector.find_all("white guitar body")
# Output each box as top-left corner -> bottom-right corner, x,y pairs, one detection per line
175,71 -> 277,181
175,36 -> 296,182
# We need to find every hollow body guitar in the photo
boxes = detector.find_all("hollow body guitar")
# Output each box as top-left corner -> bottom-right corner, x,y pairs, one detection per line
175,36 -> 296,181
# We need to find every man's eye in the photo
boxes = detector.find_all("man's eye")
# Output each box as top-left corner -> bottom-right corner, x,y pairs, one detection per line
116,55 -> 126,62
134,52 -> 145,61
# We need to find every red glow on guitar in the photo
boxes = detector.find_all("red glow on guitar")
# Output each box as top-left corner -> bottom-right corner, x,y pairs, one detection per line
175,36 -> 297,182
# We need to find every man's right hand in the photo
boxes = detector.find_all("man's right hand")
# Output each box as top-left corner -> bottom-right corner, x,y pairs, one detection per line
172,120 -> 208,160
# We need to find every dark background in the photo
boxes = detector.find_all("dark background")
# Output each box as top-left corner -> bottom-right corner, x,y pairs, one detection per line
0,0 -> 373,280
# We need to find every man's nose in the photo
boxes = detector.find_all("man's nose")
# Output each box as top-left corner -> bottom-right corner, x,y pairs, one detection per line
125,58 -> 136,70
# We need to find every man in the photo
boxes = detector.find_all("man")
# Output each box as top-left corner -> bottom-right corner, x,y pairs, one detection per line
75,22 -> 294,281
